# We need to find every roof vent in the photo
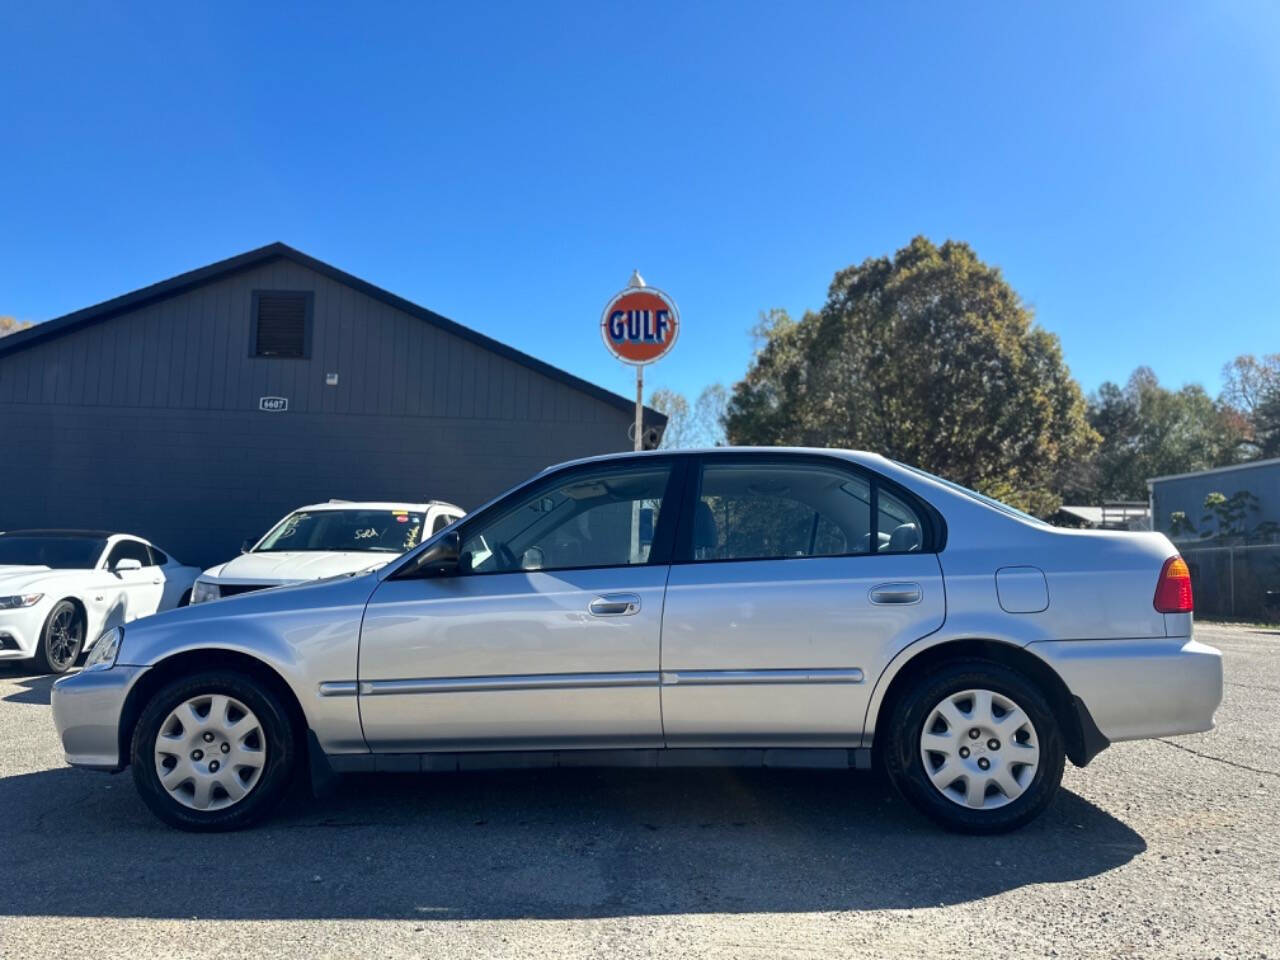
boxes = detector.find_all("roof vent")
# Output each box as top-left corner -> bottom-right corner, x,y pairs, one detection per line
253,291 -> 311,358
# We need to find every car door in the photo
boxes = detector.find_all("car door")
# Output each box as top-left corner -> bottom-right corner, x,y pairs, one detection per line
660,453 -> 946,746
358,457 -> 685,752
101,538 -> 166,620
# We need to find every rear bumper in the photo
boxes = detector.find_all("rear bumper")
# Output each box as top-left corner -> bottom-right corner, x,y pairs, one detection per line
1028,636 -> 1223,743
50,665 -> 148,770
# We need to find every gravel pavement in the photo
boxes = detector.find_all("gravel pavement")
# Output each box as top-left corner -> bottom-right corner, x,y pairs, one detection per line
0,623 -> 1276,959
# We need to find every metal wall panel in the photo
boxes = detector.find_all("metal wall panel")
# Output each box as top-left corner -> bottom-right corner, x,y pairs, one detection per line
0,257 -> 634,567
1151,464 -> 1280,541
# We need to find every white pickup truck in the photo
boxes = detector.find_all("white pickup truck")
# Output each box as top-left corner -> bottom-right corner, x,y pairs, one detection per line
190,500 -> 464,603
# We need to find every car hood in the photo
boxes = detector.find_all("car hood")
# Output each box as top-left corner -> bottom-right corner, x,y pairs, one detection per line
203,551 -> 399,584
0,565 -> 78,591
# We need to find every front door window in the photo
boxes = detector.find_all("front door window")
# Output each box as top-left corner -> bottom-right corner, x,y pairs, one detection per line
459,464 -> 672,574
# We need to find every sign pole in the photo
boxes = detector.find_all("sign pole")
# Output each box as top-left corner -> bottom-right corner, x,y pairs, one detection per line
634,365 -> 644,452
600,269 -> 679,453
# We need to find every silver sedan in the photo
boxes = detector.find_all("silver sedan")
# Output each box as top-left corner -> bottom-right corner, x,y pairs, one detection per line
51,448 -> 1223,833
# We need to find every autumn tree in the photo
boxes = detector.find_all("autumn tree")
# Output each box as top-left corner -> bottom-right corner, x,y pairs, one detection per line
724,236 -> 1097,515
1072,368 -> 1246,501
1221,353 -> 1280,459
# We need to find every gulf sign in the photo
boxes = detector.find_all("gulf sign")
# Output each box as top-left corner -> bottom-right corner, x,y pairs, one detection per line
600,286 -> 680,365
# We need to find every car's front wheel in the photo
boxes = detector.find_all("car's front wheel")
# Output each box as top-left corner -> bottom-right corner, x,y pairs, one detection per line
882,659 -> 1065,834
33,600 -> 84,674
130,670 -> 297,831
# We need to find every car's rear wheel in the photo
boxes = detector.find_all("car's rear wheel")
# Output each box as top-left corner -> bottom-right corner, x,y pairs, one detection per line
882,659 -> 1064,834
33,600 -> 84,674
131,670 -> 296,831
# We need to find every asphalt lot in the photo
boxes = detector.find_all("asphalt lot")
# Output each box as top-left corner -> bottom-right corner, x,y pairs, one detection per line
0,623 -> 1276,959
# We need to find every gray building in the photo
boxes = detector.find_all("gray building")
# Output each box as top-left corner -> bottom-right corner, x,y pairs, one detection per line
0,243 -> 661,568
1148,458 -> 1280,620
1148,458 -> 1280,543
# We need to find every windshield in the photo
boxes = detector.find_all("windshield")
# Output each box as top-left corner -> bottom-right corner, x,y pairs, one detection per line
0,536 -> 106,569
254,509 -> 426,553
892,462 -> 1049,526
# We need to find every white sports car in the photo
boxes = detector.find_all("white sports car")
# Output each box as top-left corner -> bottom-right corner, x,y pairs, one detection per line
0,530 -> 200,673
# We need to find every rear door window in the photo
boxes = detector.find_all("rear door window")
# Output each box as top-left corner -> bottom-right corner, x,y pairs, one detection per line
686,458 -> 927,562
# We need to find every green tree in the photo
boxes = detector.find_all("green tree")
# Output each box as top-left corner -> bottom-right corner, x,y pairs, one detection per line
1201,490 -> 1259,540
1075,367 -> 1246,501
1253,390 -> 1280,459
725,237 -> 1097,515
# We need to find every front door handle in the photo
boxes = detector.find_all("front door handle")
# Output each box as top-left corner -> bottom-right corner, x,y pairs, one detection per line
869,582 -> 922,605
588,593 -> 641,617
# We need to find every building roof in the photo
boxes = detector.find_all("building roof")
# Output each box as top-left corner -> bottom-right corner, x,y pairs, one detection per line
0,242 -> 664,422
1147,456 -> 1280,486
1055,505 -> 1149,526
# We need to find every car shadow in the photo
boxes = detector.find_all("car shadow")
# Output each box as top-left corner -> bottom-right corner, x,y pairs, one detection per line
0,667 -> 59,705
0,765 -> 1145,920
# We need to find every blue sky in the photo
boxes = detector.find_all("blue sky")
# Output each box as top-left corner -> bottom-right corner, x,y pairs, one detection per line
2,2 -> 1277,409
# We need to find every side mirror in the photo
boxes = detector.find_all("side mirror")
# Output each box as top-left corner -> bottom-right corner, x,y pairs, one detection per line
404,530 -> 460,577
241,538 -> 255,554
114,558 -> 143,573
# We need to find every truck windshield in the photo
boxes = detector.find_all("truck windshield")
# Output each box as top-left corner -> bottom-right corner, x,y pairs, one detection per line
255,510 -> 426,553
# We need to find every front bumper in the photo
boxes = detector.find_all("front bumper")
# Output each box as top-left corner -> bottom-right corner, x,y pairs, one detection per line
0,606 -> 44,657
51,665 -> 149,770
1029,636 -> 1223,742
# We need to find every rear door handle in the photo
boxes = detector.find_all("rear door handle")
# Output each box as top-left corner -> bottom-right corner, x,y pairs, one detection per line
588,594 -> 641,617
869,582 -> 922,604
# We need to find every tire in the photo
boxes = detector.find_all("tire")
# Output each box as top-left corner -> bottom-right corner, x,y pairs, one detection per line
881,659 -> 1064,834
130,670 -> 297,831
33,600 -> 85,674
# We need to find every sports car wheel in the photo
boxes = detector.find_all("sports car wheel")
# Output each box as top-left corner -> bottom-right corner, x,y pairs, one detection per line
131,670 -> 297,831
882,659 -> 1064,834
34,600 -> 84,674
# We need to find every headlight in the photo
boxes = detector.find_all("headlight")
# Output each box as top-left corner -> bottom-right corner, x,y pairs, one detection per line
83,626 -> 123,671
0,593 -> 43,609
191,580 -> 220,604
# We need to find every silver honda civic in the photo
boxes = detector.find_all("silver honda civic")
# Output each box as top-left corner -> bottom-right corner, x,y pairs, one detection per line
52,448 -> 1222,833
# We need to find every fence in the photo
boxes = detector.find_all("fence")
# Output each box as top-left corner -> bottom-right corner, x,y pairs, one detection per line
1177,542 -> 1280,621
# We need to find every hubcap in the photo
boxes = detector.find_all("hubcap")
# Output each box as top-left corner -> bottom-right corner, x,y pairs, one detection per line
47,607 -> 83,670
919,688 -> 1040,810
154,694 -> 266,811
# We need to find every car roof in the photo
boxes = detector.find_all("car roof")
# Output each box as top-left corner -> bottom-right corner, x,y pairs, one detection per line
289,501 -> 463,513
536,446 -> 878,475
0,529 -> 119,539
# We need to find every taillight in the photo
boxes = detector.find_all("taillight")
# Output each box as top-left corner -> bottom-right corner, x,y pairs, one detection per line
1154,555 -> 1194,613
